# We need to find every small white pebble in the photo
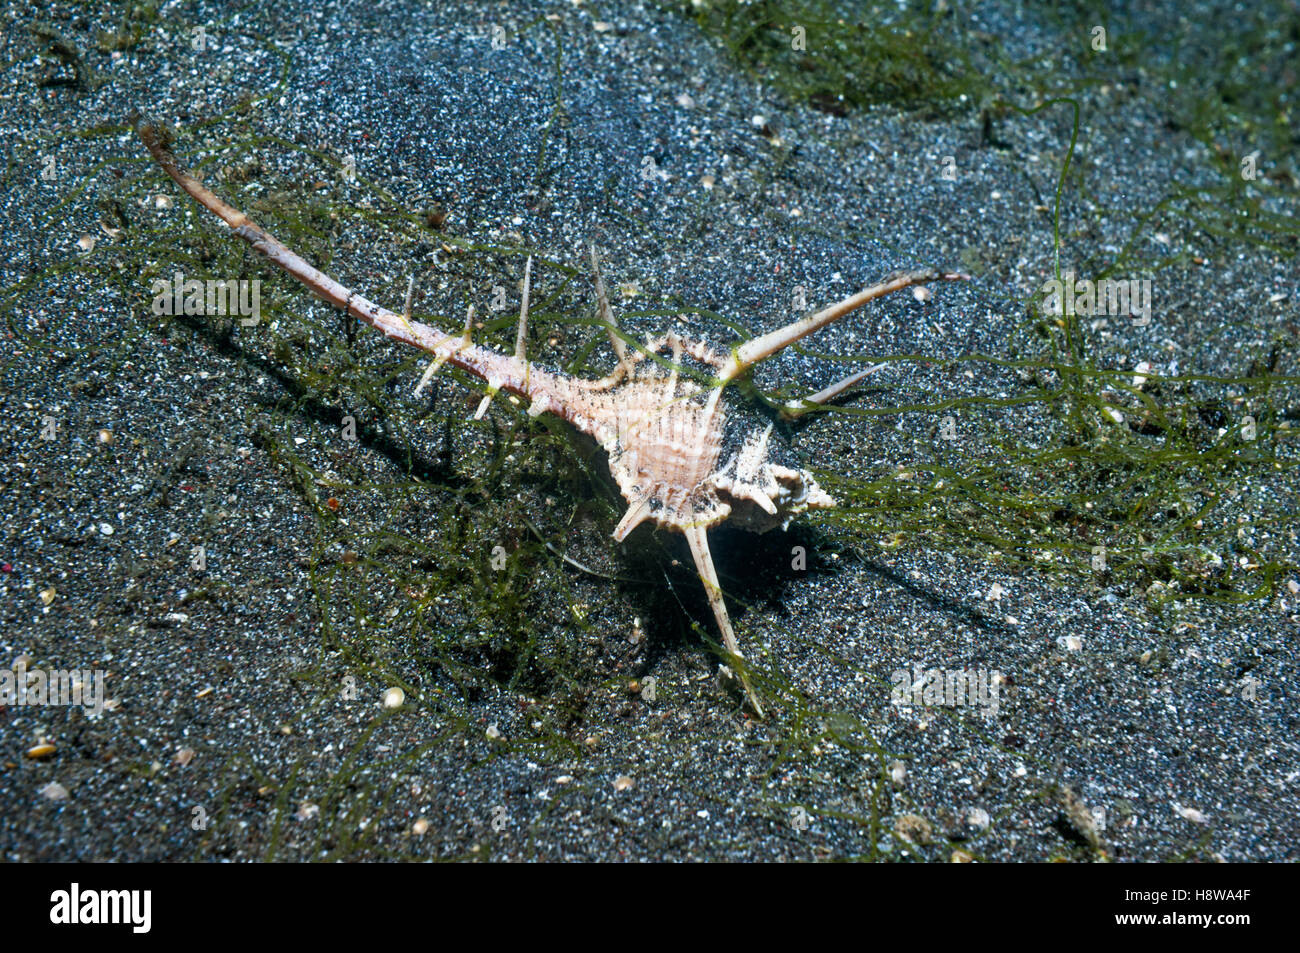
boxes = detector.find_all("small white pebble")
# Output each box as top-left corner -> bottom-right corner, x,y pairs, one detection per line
383,687 -> 405,709
485,723 -> 501,740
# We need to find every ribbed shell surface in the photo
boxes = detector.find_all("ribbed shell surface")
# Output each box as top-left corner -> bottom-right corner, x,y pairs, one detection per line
603,376 -> 726,528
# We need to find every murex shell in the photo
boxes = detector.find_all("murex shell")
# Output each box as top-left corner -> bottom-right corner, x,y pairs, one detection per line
598,353 -> 836,543
137,115 -> 963,715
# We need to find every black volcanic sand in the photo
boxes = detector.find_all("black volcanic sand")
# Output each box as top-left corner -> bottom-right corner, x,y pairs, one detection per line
2,0 -> 1297,861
